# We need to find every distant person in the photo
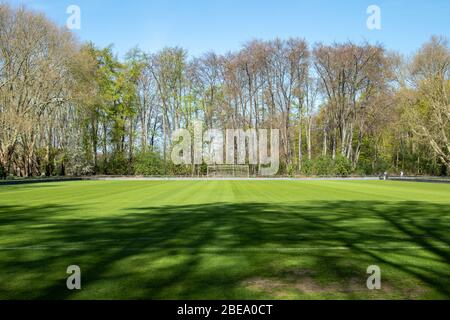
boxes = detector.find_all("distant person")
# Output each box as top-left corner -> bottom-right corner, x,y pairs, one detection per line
400,171 -> 404,178
384,171 -> 388,180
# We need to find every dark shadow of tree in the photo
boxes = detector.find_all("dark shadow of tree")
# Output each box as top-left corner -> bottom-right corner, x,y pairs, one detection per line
0,201 -> 448,299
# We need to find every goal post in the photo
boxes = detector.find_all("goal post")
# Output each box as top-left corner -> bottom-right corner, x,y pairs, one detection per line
207,165 -> 250,178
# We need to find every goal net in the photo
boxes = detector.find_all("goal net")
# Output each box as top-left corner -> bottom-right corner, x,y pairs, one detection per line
207,165 -> 250,178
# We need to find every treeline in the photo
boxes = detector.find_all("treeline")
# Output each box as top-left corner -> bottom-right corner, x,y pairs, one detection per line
0,5 -> 449,178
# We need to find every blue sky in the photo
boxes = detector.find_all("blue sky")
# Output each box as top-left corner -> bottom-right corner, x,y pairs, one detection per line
6,0 -> 450,58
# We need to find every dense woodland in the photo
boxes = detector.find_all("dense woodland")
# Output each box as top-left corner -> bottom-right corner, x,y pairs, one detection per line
0,5 -> 449,178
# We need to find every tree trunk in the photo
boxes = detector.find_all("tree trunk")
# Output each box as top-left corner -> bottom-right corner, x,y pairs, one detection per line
298,119 -> 303,172
307,117 -> 312,160
322,123 -> 328,156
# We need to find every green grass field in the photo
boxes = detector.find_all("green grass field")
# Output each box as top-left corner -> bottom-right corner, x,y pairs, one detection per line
0,180 -> 449,299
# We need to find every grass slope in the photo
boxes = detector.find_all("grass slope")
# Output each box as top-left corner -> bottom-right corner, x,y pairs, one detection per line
0,180 -> 449,299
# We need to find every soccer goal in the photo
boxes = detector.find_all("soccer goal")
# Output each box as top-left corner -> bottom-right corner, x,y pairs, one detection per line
207,165 -> 250,178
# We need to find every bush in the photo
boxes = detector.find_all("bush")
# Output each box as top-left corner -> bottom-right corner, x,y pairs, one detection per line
168,163 -> 193,176
355,158 -> 373,175
277,161 -> 288,176
313,156 -> 334,175
300,159 -> 313,176
104,154 -> 129,175
373,158 -> 390,175
134,151 -> 164,176
287,164 -> 297,177
333,155 -> 352,176
302,155 -> 353,176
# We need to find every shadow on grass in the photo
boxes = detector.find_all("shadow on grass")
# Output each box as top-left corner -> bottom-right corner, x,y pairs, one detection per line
0,201 -> 449,299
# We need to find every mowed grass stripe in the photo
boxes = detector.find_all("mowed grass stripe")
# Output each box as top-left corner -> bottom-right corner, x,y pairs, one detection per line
0,180 -> 449,299
333,180 -> 450,201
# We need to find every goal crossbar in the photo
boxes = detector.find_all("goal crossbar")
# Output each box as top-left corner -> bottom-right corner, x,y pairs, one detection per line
207,165 -> 250,178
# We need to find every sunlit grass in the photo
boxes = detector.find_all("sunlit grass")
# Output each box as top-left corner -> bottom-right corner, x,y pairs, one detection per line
0,180 -> 449,299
